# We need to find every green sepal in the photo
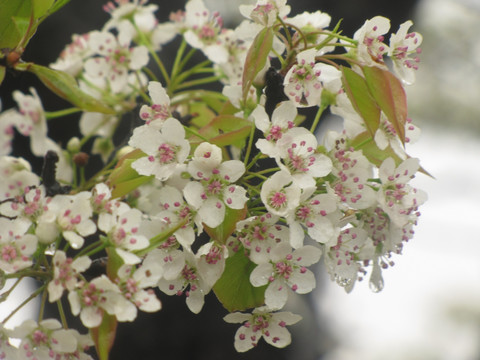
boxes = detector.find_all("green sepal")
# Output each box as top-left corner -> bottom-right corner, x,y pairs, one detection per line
213,248 -> 266,312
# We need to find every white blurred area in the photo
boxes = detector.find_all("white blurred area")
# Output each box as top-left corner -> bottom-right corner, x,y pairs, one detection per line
317,0 -> 480,359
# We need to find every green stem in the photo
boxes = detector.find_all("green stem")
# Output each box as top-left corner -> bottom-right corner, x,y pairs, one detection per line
2,285 -> 45,325
38,285 -> 48,322
245,152 -> 263,171
183,125 -> 210,142
310,103 -> 327,133
243,119 -> 257,167
57,299 -> 68,329
45,107 -> 83,120
175,75 -> 222,91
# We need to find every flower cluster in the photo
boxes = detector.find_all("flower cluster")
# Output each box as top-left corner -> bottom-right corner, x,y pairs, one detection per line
0,0 -> 427,357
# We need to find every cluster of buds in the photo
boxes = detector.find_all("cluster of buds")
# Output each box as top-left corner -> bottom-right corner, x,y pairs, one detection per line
0,0 -> 427,357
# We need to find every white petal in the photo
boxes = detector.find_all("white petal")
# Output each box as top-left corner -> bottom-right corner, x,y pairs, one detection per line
265,279 -> 289,310
249,263 -> 272,287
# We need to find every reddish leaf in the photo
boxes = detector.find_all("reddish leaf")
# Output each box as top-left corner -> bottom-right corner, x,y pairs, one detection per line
242,27 -> 273,101
341,66 -> 381,137
363,66 -> 408,144
90,313 -> 117,360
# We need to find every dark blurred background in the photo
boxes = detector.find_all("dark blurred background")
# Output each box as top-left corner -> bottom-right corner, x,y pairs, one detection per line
0,1 -> 419,359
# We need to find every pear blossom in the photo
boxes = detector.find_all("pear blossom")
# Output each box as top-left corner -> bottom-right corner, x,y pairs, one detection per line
224,307 -> 302,352
260,170 -> 301,217
239,0 -> 291,27
184,142 -> 247,228
68,275 -> 134,327
324,227 -> 368,293
10,319 -> 83,360
254,101 -> 297,158
0,156 -> 39,201
182,0 -> 229,63
377,157 -> 427,227
129,117 -> 190,182
0,106 -> 15,156
352,16 -> 390,67
250,242 -> 321,309
138,81 -> 171,124
98,204 -> 149,264
288,11 -> 335,55
0,323 -> 19,360
47,250 -> 92,302
196,242 -> 228,287
388,20 -> 422,85
50,33 -> 92,76
84,29 -> 149,93
115,263 -> 162,316
35,192 -> 96,249
283,49 -> 341,107
103,0 -> 159,35
328,138 -> 377,209
143,241 -> 186,281
79,112 -> 119,138
157,248 -> 211,314
233,213 -> 289,264
0,218 -> 38,273
374,114 -> 421,159
275,127 -> 332,188
286,188 -> 339,248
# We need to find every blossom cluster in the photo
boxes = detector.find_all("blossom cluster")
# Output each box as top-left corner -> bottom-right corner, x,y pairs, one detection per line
0,0 -> 426,357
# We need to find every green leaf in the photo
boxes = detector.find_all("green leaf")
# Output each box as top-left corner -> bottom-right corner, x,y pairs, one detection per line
341,66 -> 381,138
32,0 -> 55,19
0,0 -> 32,50
199,115 -> 253,148
15,62 -> 115,114
204,206 -> 247,244
90,312 -> 117,360
242,27 -> 274,102
213,249 -> 266,312
363,66 -> 408,144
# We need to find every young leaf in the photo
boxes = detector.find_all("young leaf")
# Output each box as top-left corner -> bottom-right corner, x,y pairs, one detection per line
363,66 -> 408,144
341,66 -> 381,138
242,27 -> 274,102
213,249 -> 266,312
15,62 -> 115,114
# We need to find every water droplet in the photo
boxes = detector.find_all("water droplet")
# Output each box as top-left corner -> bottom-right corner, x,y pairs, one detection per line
369,265 -> 384,293
335,275 -> 352,287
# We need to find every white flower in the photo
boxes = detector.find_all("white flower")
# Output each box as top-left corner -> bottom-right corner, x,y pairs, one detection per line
10,88 -> 51,157
253,101 -> 297,157
84,30 -> 149,93
184,143 -> 247,228
283,49 -> 341,107
104,0 -> 159,34
234,213 -> 289,264
68,275 -> 133,328
139,81 -> 171,124
50,33 -> 92,76
36,192 -> 96,249
328,140 -> 376,209
10,318 -> 79,358
224,307 -> 301,352
377,157 -> 427,227
275,127 -> 332,188
0,218 -> 37,273
182,0 -> 229,63
324,227 -> 368,293
79,112 -> 119,138
287,11 -> 334,55
98,204 -> 149,265
0,106 -> 15,156
115,264 -> 162,315
239,0 -> 291,27
286,188 -> 339,248
47,250 -> 92,302
250,242 -> 321,309
157,248 -> 211,314
129,118 -> 190,182
260,171 -> 301,217
352,16 -> 390,67
374,114 -> 421,159
196,242 -> 228,287
388,20 -> 422,85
